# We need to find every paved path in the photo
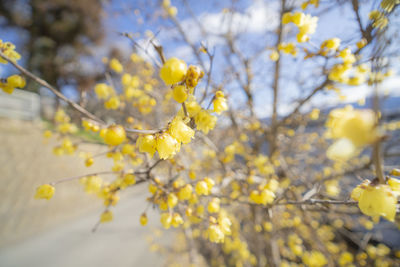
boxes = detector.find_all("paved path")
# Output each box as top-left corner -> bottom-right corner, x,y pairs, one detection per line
0,184 -> 165,267
0,119 -> 166,267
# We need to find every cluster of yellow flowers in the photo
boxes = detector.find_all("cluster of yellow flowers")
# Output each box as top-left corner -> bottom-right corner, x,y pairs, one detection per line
207,212 -> 232,243
278,42 -> 298,57
162,0 -> 177,17
135,57 -> 227,160
282,12 -> 318,43
319,38 -> 341,55
0,39 -> 21,63
46,109 -> 80,155
249,178 -> 278,206
328,46 -> 368,85
95,55 -> 158,114
0,40 -> 26,94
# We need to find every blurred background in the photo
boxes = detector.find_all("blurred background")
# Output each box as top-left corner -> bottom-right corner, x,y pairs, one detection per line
0,0 -> 400,266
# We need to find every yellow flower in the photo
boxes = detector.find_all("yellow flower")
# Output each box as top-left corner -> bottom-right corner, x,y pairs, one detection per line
195,110 -> 217,134
302,251 -> 327,267
94,83 -> 112,99
195,180 -> 209,195
171,213 -> 183,227
104,96 -> 120,110
184,96 -> 202,117
83,176 -> 102,193
121,73 -> 132,86
7,74 -> 26,88
278,42 -> 298,56
34,184 -> 55,200
159,57 -> 187,85
160,213 -> 172,229
338,48 -> 356,65
156,132 -> 179,159
185,65 -> 204,88
292,12 -> 305,26
109,58 -> 123,73
178,184 -> 193,200
167,193 -> 178,208
0,40 -> 21,64
103,125 -> 126,146
207,198 -> 220,213
326,106 -> 379,147
218,214 -> 232,235
100,211 -> 113,223
326,138 -> 356,161
339,252 -> 354,266
259,189 -> 275,205
321,38 -> 341,51
282,12 -> 292,24
357,38 -> 367,49
172,85 -> 188,103
388,177 -> 400,192
213,91 -> 228,114
167,6 -> 177,17
358,184 -> 397,222
168,117 -> 195,144
123,174 -> 136,186
208,224 -> 224,243
121,144 -> 135,155
269,50 -> 280,61
136,134 -> 157,157
140,213 -> 148,226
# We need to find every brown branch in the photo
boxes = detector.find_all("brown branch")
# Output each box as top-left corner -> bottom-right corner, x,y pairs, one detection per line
269,0 -> 286,156
278,78 -> 330,126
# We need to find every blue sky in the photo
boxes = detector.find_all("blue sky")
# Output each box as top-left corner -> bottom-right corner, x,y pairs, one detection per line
1,0 -> 399,117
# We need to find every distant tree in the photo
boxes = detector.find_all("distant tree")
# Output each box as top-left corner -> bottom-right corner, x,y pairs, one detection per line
0,0 -> 105,97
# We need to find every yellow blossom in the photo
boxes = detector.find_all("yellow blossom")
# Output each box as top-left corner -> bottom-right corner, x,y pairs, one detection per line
172,85 -> 188,103
195,110 -> 217,134
160,213 -> 172,229
213,91 -> 228,114
178,184 -> 193,200
137,134 -> 157,157
156,132 -> 179,159
109,58 -> 123,73
103,125 -> 126,146
358,184 -> 397,222
140,213 -> 148,226
160,57 -> 187,85
208,224 -> 225,243
168,117 -> 195,144
100,211 -> 113,223
195,180 -> 209,195
34,184 -> 55,200
95,83 -> 112,99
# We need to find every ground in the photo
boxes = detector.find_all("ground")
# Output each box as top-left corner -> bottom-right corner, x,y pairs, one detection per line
0,118 -> 166,267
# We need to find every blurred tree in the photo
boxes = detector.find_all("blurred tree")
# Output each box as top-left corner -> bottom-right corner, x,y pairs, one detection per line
0,0 -> 105,97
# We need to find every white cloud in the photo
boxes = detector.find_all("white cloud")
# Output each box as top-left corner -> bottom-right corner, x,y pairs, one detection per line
166,0 -> 279,48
